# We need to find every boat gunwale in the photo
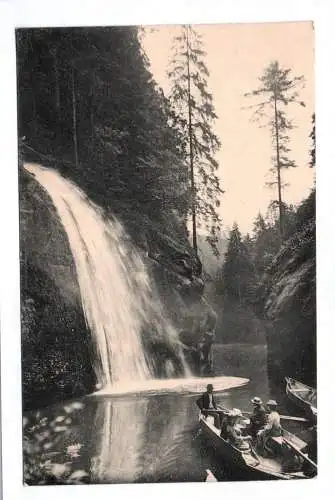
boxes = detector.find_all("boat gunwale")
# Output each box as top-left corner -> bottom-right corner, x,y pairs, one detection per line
199,415 -> 305,480
285,377 -> 317,411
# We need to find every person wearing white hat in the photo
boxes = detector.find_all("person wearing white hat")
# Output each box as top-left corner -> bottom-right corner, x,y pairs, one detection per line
225,409 -> 251,450
257,400 -> 282,455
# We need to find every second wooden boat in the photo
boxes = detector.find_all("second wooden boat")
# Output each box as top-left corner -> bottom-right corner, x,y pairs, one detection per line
285,377 -> 317,422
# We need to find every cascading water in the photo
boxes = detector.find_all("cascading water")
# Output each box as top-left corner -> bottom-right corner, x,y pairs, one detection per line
24,163 -> 190,388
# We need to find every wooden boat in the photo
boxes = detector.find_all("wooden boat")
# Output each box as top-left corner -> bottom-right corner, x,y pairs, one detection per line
285,377 -> 317,422
199,412 -> 314,480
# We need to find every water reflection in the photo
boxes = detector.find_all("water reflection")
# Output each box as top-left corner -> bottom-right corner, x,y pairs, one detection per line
139,395 -> 199,482
91,398 -> 148,482
90,394 -> 207,483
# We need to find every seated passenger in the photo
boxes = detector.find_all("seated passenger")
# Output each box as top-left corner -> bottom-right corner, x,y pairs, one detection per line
248,396 -> 267,437
257,400 -> 282,455
220,414 -> 229,439
196,384 -> 221,428
226,409 -> 251,450
196,383 -> 217,411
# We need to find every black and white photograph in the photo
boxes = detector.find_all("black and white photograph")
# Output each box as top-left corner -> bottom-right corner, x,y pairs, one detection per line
3,2 -> 331,496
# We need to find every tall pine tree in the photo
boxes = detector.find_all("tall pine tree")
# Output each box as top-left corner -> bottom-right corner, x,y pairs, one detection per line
244,61 -> 305,241
168,25 -> 223,255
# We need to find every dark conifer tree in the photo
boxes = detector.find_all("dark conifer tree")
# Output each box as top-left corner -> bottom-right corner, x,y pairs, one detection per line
168,25 -> 223,255
221,223 -> 255,306
244,61 -> 305,241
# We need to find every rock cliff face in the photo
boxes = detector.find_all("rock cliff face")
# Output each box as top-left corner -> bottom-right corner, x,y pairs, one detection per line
20,169 -> 210,409
20,171 -> 97,409
259,191 -> 316,388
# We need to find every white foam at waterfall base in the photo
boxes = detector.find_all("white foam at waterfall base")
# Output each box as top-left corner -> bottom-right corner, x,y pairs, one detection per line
94,376 -> 249,396
24,163 -> 190,387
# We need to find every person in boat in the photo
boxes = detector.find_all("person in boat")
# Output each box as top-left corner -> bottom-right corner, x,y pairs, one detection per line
224,409 -> 251,450
257,400 -> 282,454
248,396 -> 267,437
196,384 -> 217,411
196,384 -> 221,428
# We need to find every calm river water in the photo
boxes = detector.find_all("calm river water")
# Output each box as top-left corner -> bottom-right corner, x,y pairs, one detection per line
25,344 -> 310,484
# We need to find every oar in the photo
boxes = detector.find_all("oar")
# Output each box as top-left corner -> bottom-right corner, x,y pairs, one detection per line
207,408 -> 229,414
282,437 -> 317,471
242,411 -> 309,423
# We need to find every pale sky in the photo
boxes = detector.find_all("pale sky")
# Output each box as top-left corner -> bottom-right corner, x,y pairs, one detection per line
142,21 -> 315,234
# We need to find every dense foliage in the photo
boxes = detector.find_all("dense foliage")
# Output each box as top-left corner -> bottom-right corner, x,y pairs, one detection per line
23,401 -> 89,485
211,223 -> 263,344
217,223 -> 255,306
212,193 -> 312,346
17,27 -> 190,238
250,202 -> 297,278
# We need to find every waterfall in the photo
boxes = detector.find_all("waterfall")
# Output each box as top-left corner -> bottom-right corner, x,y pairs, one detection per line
24,163 -> 189,387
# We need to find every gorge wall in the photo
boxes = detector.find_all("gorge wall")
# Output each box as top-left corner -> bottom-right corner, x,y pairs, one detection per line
259,191 -> 316,389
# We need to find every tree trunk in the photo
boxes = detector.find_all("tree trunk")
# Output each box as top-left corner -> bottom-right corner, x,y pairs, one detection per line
71,65 -> 79,168
274,93 -> 284,241
186,25 -> 197,254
